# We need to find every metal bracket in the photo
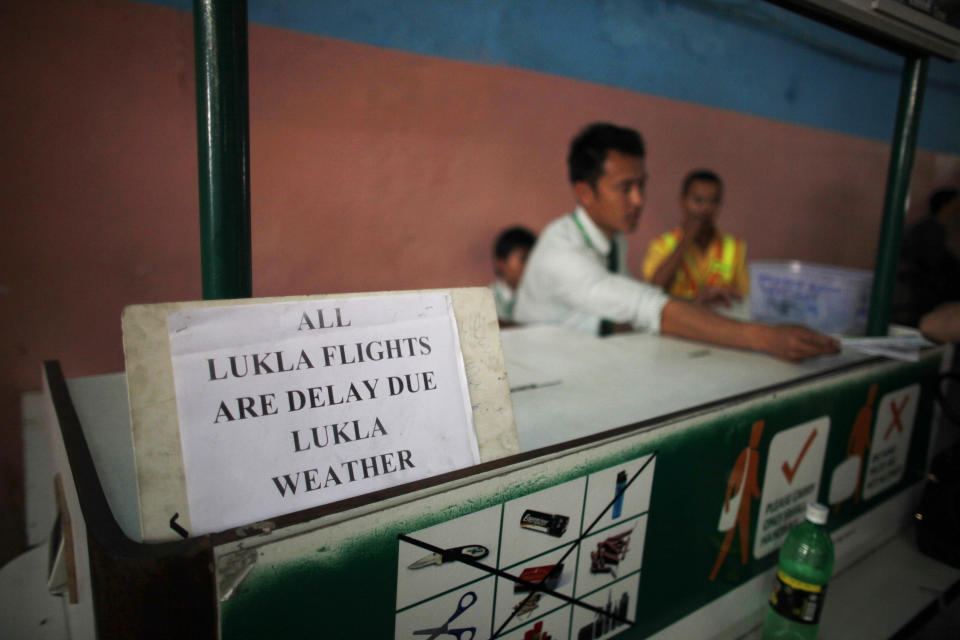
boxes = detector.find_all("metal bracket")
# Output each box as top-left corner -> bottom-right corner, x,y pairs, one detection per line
217,548 -> 258,602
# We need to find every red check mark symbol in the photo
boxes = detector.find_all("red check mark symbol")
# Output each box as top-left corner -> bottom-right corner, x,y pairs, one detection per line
782,428 -> 818,484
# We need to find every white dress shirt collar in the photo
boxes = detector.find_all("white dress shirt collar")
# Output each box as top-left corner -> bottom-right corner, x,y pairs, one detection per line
573,206 -> 614,257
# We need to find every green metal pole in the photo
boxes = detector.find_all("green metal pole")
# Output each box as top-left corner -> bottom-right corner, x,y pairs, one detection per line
194,0 -> 252,300
866,55 -> 928,336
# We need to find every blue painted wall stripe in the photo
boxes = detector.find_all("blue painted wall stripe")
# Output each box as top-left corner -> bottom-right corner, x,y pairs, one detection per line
144,0 -> 959,154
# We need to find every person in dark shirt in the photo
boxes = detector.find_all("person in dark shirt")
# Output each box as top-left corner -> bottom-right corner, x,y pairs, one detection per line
489,226 -> 536,325
893,187 -> 960,327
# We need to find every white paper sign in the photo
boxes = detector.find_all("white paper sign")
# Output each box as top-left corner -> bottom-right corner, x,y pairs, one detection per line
167,293 -> 479,535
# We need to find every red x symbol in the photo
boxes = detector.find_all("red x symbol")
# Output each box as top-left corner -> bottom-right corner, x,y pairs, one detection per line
884,396 -> 909,440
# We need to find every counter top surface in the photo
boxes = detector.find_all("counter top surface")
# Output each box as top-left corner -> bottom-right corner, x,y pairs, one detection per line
501,325 -> 881,452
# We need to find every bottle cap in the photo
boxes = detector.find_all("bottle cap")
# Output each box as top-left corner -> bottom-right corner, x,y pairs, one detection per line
806,502 -> 828,525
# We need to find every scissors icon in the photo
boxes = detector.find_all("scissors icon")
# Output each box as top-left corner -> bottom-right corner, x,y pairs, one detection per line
413,591 -> 477,640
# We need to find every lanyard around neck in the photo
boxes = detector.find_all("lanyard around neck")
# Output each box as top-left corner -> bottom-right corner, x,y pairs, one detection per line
571,212 -> 605,255
572,212 -> 618,273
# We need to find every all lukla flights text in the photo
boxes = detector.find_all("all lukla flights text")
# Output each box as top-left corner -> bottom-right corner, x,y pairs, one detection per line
206,336 -> 432,381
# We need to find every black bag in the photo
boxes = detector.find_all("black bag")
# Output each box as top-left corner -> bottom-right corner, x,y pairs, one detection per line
915,372 -> 960,568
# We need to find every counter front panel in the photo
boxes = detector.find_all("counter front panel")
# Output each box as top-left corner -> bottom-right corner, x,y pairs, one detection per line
216,352 -> 940,639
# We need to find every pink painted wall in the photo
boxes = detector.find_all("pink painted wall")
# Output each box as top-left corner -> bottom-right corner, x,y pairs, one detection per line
1,0 -> 958,564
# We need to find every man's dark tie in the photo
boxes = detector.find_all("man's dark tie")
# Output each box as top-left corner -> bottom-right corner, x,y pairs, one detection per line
598,241 -> 618,337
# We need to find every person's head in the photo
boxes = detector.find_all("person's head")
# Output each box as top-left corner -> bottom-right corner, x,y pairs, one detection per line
680,169 -> 723,243
930,187 -> 960,219
493,226 -> 536,289
568,123 -> 647,238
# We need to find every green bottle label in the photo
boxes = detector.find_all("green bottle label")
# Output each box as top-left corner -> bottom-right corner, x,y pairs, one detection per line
768,569 -> 827,625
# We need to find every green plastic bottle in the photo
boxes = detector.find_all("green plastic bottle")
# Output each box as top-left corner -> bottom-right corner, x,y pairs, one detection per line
762,502 -> 835,640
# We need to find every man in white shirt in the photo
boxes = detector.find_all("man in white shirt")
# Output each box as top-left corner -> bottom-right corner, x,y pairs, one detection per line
514,122 -> 839,362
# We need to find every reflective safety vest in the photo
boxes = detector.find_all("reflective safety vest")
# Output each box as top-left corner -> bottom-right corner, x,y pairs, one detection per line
658,230 -> 742,298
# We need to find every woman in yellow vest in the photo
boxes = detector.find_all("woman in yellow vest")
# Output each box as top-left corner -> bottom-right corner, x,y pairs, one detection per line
642,169 -> 748,305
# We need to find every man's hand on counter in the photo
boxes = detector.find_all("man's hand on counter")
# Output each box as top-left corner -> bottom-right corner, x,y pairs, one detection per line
660,299 -> 840,363
756,324 -> 841,362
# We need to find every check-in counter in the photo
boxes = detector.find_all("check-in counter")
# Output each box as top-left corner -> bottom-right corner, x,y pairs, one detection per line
23,318 -> 959,640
